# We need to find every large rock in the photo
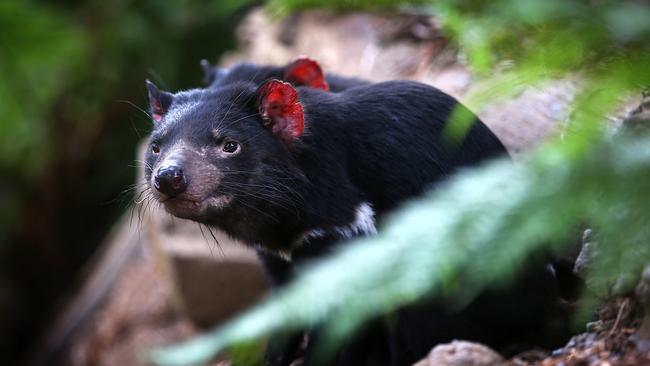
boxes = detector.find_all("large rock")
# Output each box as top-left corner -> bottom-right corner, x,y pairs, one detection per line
144,204 -> 269,328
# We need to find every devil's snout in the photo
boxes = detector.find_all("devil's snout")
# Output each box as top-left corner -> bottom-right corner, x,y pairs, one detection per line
154,165 -> 187,196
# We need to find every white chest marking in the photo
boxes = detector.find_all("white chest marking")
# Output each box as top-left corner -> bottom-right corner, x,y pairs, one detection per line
297,202 -> 377,247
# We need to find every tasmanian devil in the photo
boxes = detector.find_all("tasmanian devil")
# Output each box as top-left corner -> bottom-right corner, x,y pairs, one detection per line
144,74 -> 572,365
201,56 -> 368,92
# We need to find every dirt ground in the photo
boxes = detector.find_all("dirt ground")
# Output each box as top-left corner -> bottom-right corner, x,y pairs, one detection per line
512,298 -> 650,366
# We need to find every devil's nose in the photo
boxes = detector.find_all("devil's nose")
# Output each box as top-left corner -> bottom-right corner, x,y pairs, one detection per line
154,165 -> 187,196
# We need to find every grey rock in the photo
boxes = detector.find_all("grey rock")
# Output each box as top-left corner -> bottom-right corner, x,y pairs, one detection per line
574,228 -> 595,278
635,265 -> 650,305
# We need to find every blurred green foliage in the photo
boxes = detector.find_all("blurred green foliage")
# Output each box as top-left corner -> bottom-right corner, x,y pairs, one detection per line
266,0 -> 428,13
0,0 -> 253,363
438,0 -> 650,73
0,1 -> 85,177
149,0 -> 650,365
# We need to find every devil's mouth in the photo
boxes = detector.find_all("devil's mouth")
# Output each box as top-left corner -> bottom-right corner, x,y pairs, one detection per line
161,196 -> 197,205
159,194 -> 233,219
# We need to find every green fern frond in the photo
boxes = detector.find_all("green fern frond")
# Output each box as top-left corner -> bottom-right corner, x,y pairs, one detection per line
149,127 -> 650,365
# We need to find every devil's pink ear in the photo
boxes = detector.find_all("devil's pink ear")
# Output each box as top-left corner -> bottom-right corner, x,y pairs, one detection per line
284,56 -> 329,91
257,79 -> 305,144
146,80 -> 173,123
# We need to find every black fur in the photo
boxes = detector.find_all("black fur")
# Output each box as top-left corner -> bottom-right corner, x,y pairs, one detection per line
144,79 -> 572,365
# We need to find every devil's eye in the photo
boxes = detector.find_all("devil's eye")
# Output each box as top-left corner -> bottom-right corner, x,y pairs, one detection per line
151,143 -> 160,154
223,141 -> 239,154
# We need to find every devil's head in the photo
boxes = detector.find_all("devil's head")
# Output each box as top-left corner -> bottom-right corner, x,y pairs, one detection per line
144,78 -> 311,226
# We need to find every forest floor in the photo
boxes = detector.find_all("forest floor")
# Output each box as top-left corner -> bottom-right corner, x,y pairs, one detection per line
511,298 -> 649,366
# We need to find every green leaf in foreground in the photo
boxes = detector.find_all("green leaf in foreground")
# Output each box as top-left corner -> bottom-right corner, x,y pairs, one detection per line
149,130 -> 650,366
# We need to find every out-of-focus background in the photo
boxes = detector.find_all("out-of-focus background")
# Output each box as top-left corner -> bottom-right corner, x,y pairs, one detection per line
1,1 -> 253,364
2,1 -> 649,366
